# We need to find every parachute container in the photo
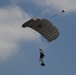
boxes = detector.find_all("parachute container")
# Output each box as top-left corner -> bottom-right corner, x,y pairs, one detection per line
22,18 -> 60,42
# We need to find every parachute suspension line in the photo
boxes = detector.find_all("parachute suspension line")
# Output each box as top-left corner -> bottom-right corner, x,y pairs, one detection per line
35,37 -> 49,51
50,9 -> 66,19
37,40 -> 46,51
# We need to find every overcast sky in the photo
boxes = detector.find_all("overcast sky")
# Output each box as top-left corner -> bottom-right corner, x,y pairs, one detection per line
0,0 -> 76,75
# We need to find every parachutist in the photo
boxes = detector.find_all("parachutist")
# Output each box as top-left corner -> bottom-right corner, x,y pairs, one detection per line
39,48 -> 45,61
39,48 -> 45,66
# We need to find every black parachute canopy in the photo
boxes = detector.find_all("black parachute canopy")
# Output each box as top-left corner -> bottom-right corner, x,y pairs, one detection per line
22,17 -> 60,42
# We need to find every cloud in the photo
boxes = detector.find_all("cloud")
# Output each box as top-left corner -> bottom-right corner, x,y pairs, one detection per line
31,0 -> 76,12
9,0 -> 76,13
9,0 -> 76,16
0,5 -> 40,61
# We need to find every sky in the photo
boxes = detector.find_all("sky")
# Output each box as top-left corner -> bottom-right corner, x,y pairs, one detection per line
0,0 -> 76,75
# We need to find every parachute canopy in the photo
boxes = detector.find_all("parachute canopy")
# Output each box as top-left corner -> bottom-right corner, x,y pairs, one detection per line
22,18 -> 60,42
